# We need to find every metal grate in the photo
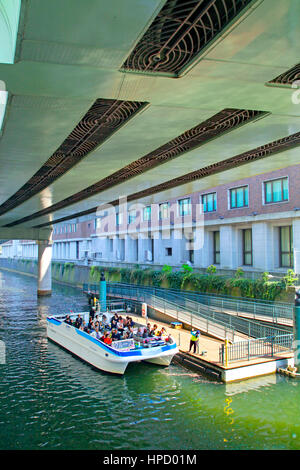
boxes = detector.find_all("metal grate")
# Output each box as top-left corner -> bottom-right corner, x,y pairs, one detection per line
268,63 -> 300,87
5,108 -> 265,227
122,0 -> 257,76
0,98 -> 147,217
32,128 -> 300,229
122,129 -> 300,202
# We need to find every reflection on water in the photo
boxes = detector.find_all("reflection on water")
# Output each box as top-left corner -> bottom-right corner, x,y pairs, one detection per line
0,270 -> 300,450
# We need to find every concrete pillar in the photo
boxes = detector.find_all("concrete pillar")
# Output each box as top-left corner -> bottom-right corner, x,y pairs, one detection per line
252,222 -> 274,272
125,234 -> 138,263
37,239 -> 53,296
220,225 -> 238,269
198,228 -> 212,268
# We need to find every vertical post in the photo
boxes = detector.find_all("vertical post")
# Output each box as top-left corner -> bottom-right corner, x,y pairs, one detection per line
99,272 -> 106,312
224,339 -> 229,367
294,290 -> 300,368
37,238 -> 53,296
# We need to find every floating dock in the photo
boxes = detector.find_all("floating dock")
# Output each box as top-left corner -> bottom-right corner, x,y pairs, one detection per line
125,311 -> 294,383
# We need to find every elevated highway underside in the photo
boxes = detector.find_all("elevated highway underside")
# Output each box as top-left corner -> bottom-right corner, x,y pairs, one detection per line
0,0 -> 300,240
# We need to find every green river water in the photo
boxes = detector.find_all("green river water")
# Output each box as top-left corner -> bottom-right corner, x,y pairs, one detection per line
0,269 -> 299,451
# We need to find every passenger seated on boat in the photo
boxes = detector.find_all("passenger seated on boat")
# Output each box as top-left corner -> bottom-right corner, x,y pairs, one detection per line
88,317 -> 94,330
126,327 -> 134,338
110,313 -> 119,329
90,327 -> 100,339
74,315 -> 82,329
64,315 -> 73,325
136,327 -> 144,338
125,316 -> 134,328
81,320 -> 89,333
142,328 -> 148,338
97,321 -> 104,332
122,331 -> 130,340
111,328 -> 121,341
149,324 -> 158,336
164,333 -> 172,343
102,332 -> 112,345
117,316 -> 125,332
159,327 -> 168,340
101,314 -> 109,328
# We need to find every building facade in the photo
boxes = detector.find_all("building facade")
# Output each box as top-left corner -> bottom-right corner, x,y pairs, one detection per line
2,164 -> 300,276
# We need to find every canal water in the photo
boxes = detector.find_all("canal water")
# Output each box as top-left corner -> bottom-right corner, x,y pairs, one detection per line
0,269 -> 300,451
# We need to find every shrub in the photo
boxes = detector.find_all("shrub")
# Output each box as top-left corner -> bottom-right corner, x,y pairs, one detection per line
206,265 -> 217,275
181,263 -> 193,273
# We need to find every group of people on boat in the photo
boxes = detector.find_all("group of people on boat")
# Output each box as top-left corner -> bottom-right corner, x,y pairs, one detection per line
64,310 -> 172,347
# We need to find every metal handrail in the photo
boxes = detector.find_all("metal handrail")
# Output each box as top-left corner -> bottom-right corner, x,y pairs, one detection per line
219,333 -> 294,364
104,284 -> 290,342
104,283 -> 236,341
83,282 -> 293,324
83,281 -> 292,306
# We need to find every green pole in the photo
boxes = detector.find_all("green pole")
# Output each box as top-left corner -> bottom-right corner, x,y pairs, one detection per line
294,290 -> 300,368
99,272 -> 107,313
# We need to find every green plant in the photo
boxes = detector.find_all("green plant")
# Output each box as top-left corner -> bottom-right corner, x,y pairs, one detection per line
282,269 -> 299,287
206,265 -> 217,275
261,271 -> 270,283
235,267 -> 244,279
162,264 -> 173,273
181,263 -> 193,273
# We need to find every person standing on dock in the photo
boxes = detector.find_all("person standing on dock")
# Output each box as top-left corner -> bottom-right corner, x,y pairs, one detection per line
189,330 -> 200,354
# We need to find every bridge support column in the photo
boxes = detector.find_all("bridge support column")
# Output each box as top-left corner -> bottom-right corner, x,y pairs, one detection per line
37,239 -> 53,296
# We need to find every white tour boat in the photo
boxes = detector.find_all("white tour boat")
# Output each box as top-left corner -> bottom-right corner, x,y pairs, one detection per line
46,311 -> 178,375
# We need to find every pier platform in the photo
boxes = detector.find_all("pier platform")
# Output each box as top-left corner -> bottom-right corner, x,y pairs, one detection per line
128,312 -> 294,383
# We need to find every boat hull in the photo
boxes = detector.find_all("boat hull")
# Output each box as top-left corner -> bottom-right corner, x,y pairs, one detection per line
143,354 -> 175,367
47,317 -> 178,375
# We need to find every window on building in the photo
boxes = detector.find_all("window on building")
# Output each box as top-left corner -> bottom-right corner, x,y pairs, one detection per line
213,231 -> 220,264
202,193 -> 217,213
230,186 -> 249,209
143,206 -> 151,221
95,218 -> 101,230
178,197 -> 191,216
165,247 -> 172,257
116,212 -> 123,226
128,209 -> 137,224
279,226 -> 293,268
243,228 -> 252,266
109,238 -> 113,252
264,177 -> 289,204
159,202 -> 170,220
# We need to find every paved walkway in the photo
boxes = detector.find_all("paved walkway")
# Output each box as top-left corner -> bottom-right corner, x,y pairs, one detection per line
128,312 -> 293,370
129,312 -> 223,365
